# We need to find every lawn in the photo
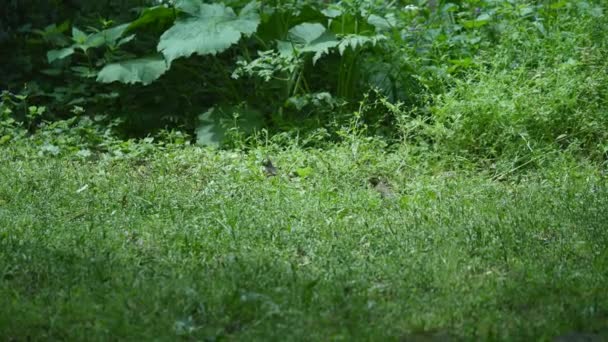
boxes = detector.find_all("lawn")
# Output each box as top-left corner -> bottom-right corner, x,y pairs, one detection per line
2,0 -> 607,340
1,144 -> 607,340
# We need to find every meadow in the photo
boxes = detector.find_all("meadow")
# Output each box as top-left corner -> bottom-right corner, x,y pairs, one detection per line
1,144 -> 607,340
1,0 -> 607,340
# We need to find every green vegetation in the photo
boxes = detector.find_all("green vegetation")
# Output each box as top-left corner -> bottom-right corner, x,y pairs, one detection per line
2,0 -> 605,159
1,0 -> 607,340
1,145 -> 607,340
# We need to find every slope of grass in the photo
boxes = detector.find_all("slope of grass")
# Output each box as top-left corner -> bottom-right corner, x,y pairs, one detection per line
428,3 -> 608,164
0,144 -> 607,341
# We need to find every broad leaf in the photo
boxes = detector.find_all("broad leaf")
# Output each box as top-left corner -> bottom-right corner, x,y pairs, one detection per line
117,34 -> 136,47
158,1 -> 260,64
322,8 -> 342,18
367,14 -> 397,32
49,24 -> 130,63
72,28 -> 105,53
96,56 -> 168,85
175,0 -> 204,16
100,23 -> 131,47
72,27 -> 88,43
288,23 -> 326,44
278,23 -> 338,64
128,6 -> 175,31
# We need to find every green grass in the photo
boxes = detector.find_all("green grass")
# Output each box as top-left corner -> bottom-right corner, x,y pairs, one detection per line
2,2 -> 606,340
1,144 -> 607,341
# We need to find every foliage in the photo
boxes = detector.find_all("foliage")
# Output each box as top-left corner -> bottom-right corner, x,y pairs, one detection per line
158,1 -> 260,64
1,0 -> 606,164
1,91 -> 189,159
97,57 -> 169,85
12,0 -> 498,136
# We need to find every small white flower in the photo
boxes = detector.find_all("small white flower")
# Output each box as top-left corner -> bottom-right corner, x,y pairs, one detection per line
404,5 -> 419,12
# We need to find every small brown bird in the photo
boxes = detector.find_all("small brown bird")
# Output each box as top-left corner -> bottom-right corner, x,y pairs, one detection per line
368,177 -> 395,199
263,159 -> 278,177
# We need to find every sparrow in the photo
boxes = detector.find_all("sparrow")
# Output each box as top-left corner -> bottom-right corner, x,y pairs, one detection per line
368,177 -> 395,199
263,159 -> 278,177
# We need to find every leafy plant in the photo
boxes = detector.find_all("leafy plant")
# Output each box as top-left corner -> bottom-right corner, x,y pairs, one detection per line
158,1 -> 260,64
5,0 -> 600,157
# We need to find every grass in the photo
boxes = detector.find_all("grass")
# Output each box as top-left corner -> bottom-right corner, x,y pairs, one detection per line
1,1 -> 606,340
1,143 -> 607,341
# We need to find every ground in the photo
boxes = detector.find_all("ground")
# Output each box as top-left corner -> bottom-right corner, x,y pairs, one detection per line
1,144 -> 607,340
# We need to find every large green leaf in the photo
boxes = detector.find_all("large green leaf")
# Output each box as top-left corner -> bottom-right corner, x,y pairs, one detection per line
277,23 -> 338,64
128,6 -> 175,31
278,23 -> 381,64
96,56 -> 169,85
158,1 -> 260,64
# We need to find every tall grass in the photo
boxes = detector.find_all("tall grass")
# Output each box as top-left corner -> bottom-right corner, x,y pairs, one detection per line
0,144 -> 607,340
427,3 -> 608,165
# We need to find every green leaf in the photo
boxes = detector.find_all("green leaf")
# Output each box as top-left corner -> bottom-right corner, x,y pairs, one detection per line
128,6 -> 175,31
322,8 -> 342,18
590,6 -> 604,17
100,23 -> 131,46
40,143 -> 60,156
288,23 -> 326,45
295,166 -> 313,178
40,68 -> 63,76
96,56 -> 169,85
72,27 -> 87,43
71,66 -> 98,78
337,34 -> 385,55
278,23 -> 338,64
84,32 -> 106,49
519,6 -> 534,17
117,34 -> 136,47
367,14 -> 396,31
0,135 -> 12,145
158,1 -> 260,64
463,13 -> 491,29
550,1 -> 568,10
71,27 -> 105,53
175,0 -> 204,16
47,47 -> 75,63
